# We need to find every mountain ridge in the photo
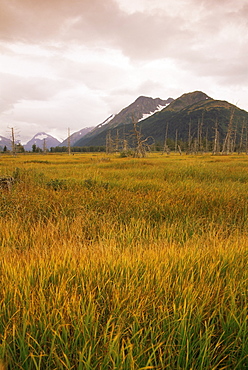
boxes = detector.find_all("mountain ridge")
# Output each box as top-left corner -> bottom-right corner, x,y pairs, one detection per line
1,91 -> 247,151
72,91 -> 248,149
24,132 -> 61,151
59,127 -> 95,147
0,136 -> 12,151
74,95 -> 174,147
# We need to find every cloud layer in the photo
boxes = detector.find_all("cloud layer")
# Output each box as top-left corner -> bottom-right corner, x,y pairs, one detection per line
0,0 -> 248,142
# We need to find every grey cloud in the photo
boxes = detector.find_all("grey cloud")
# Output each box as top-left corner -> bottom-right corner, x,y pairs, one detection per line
0,0 -> 196,61
1,0 -> 247,65
0,0 -> 119,42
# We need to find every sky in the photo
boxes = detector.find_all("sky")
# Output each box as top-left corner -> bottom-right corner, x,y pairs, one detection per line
0,0 -> 248,144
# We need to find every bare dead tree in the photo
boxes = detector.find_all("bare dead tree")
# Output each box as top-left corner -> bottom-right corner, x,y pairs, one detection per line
132,118 -> 154,158
198,115 -> 203,152
115,129 -> 119,152
246,124 -> 248,155
162,123 -> 170,155
67,127 -> 71,155
196,119 -> 200,153
43,138 -> 47,154
187,120 -> 192,154
205,127 -> 209,153
11,127 -> 16,156
123,139 -> 128,152
222,108 -> 235,155
212,119 -> 220,155
175,129 -> 178,153
238,119 -> 245,154
231,122 -> 237,153
106,130 -> 114,153
122,125 -> 128,151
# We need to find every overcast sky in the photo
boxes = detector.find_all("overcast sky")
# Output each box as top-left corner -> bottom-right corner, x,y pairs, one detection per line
0,0 -> 248,143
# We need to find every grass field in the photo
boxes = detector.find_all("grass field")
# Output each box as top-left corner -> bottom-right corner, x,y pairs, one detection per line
0,152 -> 247,369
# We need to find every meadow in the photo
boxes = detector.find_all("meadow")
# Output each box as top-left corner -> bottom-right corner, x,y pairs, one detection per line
0,152 -> 247,369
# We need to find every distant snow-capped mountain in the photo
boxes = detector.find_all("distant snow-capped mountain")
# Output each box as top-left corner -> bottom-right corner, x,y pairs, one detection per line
0,135 -> 12,150
24,132 -> 61,151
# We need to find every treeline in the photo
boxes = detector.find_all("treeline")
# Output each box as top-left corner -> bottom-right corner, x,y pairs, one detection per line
50,146 -> 105,153
1,145 -> 105,154
103,110 -> 248,156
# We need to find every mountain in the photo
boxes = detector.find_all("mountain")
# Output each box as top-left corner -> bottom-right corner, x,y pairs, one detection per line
0,135 -> 12,151
74,96 -> 174,147
164,91 -> 210,112
136,91 -> 248,146
59,127 -> 94,147
73,91 -> 248,149
24,132 -> 61,151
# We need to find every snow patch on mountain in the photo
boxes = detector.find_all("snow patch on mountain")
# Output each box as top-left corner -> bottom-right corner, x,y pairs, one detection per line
138,102 -> 171,122
98,114 -> 115,127
34,134 -> 48,140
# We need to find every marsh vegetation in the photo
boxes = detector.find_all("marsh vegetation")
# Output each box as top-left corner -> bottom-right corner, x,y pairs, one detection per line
0,153 -> 247,369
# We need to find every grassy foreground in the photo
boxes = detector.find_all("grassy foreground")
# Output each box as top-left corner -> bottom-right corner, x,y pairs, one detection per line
0,153 -> 247,369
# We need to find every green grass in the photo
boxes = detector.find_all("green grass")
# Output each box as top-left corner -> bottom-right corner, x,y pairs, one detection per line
0,152 -> 247,369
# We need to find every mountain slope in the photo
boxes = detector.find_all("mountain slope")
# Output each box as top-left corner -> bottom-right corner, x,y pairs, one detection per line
74,96 -> 173,147
74,91 -> 248,149
138,96 -> 248,145
59,127 -> 94,147
164,91 -> 211,112
24,132 -> 61,151
0,136 -> 12,150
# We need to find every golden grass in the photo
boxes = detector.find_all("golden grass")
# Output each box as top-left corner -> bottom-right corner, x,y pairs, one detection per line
0,152 -> 247,369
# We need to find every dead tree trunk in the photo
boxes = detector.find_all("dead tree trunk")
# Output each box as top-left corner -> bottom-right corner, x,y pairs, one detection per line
162,123 -> 170,155
175,129 -> 178,153
133,119 -> 146,157
106,130 -> 113,153
132,118 -> 153,158
222,108 -> 235,155
11,128 -> 16,156
187,120 -> 192,154
212,119 -> 219,155
238,120 -> 245,154
246,124 -> 248,155
115,129 -> 119,152
205,127 -> 209,153
43,138 -> 47,154
67,127 -> 71,155
231,123 -> 237,153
